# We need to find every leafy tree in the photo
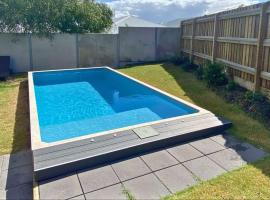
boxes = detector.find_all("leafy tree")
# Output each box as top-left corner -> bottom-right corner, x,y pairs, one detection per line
0,0 -> 113,35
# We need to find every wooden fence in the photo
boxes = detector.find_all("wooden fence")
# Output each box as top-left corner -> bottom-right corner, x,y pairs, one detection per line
180,1 -> 270,97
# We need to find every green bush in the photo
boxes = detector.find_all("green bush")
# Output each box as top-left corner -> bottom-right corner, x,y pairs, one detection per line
195,65 -> 204,80
182,61 -> 198,72
171,56 -> 189,66
262,102 -> 270,119
239,91 -> 270,120
204,62 -> 228,87
171,58 -> 270,126
243,91 -> 265,103
226,80 -> 238,91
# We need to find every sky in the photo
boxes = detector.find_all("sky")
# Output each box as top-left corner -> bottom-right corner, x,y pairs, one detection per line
98,0 -> 266,23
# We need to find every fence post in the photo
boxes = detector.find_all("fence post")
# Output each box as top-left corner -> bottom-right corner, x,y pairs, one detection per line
212,14 -> 218,63
190,19 -> 196,62
254,2 -> 268,91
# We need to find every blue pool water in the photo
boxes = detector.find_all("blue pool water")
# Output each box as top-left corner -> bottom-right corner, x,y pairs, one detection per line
33,68 -> 198,143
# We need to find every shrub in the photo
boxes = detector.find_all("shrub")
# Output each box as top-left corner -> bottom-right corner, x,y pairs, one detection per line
195,65 -> 204,80
239,91 -> 270,120
204,62 -> 228,87
226,80 -> 238,91
171,56 -> 189,66
242,91 -> 265,104
182,61 -> 198,72
261,103 -> 270,119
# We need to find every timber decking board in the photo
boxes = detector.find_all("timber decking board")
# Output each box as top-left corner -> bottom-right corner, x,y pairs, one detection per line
35,133 -> 139,162
34,130 -> 135,156
35,137 -> 141,169
151,113 -> 214,128
157,122 -> 224,136
155,117 -> 221,133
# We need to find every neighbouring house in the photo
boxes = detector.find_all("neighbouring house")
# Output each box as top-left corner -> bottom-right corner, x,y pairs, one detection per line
163,18 -> 185,27
109,15 -> 166,33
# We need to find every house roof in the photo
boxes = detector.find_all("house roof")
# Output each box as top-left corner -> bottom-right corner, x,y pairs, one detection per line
164,18 -> 185,27
109,15 -> 165,33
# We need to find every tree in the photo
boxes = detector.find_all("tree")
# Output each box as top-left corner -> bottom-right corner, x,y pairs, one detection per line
0,0 -> 113,35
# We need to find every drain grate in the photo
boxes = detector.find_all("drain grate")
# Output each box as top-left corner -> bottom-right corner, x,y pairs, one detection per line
133,126 -> 160,139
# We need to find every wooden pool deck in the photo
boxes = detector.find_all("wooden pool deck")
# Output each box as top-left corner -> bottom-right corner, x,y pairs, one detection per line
33,113 -> 231,181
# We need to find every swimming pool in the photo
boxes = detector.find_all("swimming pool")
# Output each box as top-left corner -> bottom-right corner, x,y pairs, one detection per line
29,67 -> 210,148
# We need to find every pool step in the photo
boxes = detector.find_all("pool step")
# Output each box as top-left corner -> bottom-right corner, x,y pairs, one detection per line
33,113 -> 232,181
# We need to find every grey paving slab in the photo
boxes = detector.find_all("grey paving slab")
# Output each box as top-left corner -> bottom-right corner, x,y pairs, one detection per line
208,149 -> 247,171
123,173 -> 170,200
211,134 -> 267,163
85,183 -> 127,200
2,150 -> 32,170
0,190 -> 5,200
141,150 -> 178,171
183,156 -> 226,181
0,164 -> 33,190
232,143 -> 268,163
210,134 -> 243,148
190,138 -> 226,155
155,164 -> 198,193
78,166 -> 119,193
69,195 -> 86,200
35,133 -> 266,199
112,157 -> 151,181
0,155 -> 3,171
167,144 -> 203,162
39,174 -> 83,200
0,183 -> 33,200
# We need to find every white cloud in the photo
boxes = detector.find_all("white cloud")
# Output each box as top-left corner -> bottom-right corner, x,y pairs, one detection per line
106,0 -> 260,23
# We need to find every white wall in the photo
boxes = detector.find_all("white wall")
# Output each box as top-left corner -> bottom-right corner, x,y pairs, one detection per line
32,34 -> 77,71
0,34 -> 31,73
0,27 -> 181,72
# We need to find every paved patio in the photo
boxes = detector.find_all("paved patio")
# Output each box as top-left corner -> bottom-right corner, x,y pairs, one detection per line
0,151 -> 33,200
38,133 -> 267,200
0,133 -> 268,200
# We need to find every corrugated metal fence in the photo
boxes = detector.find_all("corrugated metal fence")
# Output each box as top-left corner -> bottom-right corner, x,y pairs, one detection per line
181,1 -> 270,96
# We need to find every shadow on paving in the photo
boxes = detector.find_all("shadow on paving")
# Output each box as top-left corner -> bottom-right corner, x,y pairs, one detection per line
1,80 -> 33,200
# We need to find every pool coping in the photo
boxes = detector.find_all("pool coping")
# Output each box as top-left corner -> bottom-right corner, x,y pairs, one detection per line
28,66 -> 211,151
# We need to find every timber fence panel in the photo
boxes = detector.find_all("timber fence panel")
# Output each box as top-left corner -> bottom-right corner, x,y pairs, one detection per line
180,1 -> 270,97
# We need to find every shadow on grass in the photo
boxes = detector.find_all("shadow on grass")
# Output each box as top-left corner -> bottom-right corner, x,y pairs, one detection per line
12,79 -> 31,154
159,63 -> 270,179
3,79 -> 33,199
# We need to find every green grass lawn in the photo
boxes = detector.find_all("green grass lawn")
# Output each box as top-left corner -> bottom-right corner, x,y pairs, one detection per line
0,74 -> 30,155
119,63 -> 270,199
1,63 -> 270,198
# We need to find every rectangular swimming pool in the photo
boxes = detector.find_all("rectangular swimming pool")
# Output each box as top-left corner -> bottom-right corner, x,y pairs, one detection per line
29,67 -> 211,149
29,67 -> 232,180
